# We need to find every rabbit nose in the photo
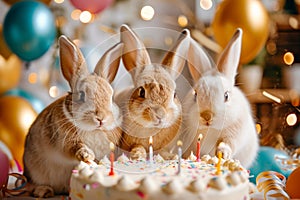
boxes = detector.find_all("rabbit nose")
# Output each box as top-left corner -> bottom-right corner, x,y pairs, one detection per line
152,106 -> 165,121
97,118 -> 103,127
200,110 -> 213,123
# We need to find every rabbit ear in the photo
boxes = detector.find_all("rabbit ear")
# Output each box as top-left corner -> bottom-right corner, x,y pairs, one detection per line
161,29 -> 190,79
94,43 -> 123,83
187,37 -> 213,82
216,28 -> 242,85
120,24 -> 151,75
59,35 -> 89,89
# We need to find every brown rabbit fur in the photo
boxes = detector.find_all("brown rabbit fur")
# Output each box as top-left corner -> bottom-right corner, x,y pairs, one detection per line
23,36 -> 123,197
115,25 -> 189,159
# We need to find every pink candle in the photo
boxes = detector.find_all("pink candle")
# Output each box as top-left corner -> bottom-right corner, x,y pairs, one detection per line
109,142 -> 115,176
196,134 -> 203,161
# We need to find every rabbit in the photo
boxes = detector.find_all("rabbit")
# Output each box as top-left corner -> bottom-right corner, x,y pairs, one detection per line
115,25 -> 190,160
23,35 -> 123,198
181,28 -> 259,168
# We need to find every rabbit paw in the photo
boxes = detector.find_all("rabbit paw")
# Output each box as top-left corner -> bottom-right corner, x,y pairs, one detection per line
159,150 -> 177,160
33,185 -> 54,198
130,145 -> 147,160
216,143 -> 232,160
75,147 -> 95,162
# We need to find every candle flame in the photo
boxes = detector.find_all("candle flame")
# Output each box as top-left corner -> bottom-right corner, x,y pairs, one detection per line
177,140 -> 183,146
109,142 -> 115,151
149,136 -> 153,145
198,134 -> 203,141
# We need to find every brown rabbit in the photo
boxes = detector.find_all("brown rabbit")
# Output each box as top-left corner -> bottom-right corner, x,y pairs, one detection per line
23,36 -> 123,197
115,25 -> 189,160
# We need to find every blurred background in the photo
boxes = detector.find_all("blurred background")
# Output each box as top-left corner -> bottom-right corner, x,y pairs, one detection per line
0,0 -> 300,184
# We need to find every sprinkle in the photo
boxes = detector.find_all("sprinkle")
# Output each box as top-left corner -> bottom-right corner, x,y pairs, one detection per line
137,191 -> 146,198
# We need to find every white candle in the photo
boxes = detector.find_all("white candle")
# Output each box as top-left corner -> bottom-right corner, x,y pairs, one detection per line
177,140 -> 183,175
149,136 -> 153,165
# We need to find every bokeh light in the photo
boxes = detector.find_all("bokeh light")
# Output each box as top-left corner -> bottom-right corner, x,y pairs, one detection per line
283,52 -> 294,65
256,123 -> 262,134
289,16 -> 299,29
286,113 -> 297,126
200,0 -> 213,10
49,86 -> 59,98
80,11 -> 93,23
28,73 -> 38,84
141,5 -> 155,21
71,9 -> 81,20
178,15 -> 188,27
54,0 -> 64,3
164,36 -> 173,46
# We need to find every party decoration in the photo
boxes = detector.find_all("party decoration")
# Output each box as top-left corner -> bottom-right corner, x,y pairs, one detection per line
4,88 -> 45,113
211,0 -> 269,64
256,171 -> 289,200
0,96 -> 38,169
3,0 -> 56,61
0,25 -> 12,59
2,0 -> 51,5
0,54 -> 22,94
286,167 -> 300,198
248,146 -> 292,183
70,0 -> 114,14
0,149 -> 9,189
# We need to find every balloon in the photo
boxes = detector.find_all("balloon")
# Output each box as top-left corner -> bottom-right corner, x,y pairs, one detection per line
70,0 -> 114,14
2,0 -> 51,5
0,149 -> 9,189
4,88 -> 45,113
286,167 -> 300,198
3,0 -> 56,61
0,54 -> 22,95
0,25 -> 12,59
0,96 -> 37,169
212,0 -> 269,64
248,146 -> 292,183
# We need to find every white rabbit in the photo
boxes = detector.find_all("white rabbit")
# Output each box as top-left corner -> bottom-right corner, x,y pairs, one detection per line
115,25 -> 189,160
23,36 -> 123,197
181,28 -> 258,168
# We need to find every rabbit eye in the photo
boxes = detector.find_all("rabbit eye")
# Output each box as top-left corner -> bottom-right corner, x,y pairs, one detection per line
193,90 -> 197,102
224,91 -> 229,102
77,91 -> 85,102
174,92 -> 177,99
138,87 -> 145,98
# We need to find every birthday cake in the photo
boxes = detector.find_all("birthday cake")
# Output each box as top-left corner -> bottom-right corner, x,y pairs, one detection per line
69,153 -> 250,200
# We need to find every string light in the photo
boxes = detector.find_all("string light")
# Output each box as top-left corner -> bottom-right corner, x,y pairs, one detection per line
256,123 -> 262,134
200,0 -> 213,10
141,5 -> 155,21
289,17 -> 299,29
262,91 -> 281,104
80,11 -> 93,23
283,52 -> 294,65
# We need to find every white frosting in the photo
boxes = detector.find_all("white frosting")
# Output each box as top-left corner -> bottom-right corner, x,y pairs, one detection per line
153,154 -> 165,163
117,153 -> 130,163
162,179 -> 184,194
100,155 -> 110,164
188,151 -> 197,161
139,176 -> 158,193
115,175 -> 137,191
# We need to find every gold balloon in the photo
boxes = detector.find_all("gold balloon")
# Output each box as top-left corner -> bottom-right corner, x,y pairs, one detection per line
0,25 -> 12,59
212,0 -> 269,64
0,96 -> 37,169
0,54 -> 22,94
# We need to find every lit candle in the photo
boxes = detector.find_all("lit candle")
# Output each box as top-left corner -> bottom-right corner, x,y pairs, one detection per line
177,140 -> 183,175
216,142 -> 224,175
109,142 -> 115,176
149,136 -> 154,165
196,134 -> 203,161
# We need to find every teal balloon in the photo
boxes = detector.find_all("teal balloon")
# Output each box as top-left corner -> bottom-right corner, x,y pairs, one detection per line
3,0 -> 56,61
4,88 -> 45,113
249,146 -> 292,183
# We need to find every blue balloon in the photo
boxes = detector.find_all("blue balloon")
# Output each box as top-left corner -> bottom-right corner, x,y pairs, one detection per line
4,88 -> 45,113
3,0 -> 56,61
248,146 -> 293,183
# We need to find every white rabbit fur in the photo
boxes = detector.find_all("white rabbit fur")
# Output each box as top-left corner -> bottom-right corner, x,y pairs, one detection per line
181,29 -> 258,168
23,36 -> 123,197
115,25 -> 189,159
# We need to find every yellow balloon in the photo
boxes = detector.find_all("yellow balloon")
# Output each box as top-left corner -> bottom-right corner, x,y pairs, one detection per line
0,96 -> 37,169
0,54 -> 22,94
212,0 -> 269,64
